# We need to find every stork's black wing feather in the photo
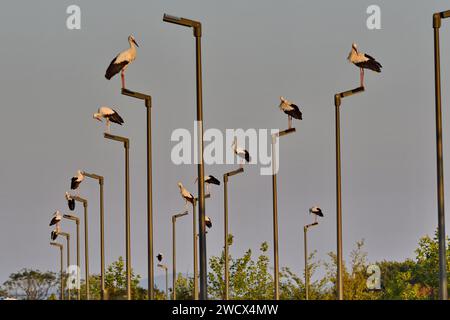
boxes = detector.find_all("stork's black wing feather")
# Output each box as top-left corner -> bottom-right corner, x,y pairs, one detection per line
105,56 -> 129,80
285,104 -> 303,120
71,177 -> 80,190
108,110 -> 124,125
206,175 -> 221,185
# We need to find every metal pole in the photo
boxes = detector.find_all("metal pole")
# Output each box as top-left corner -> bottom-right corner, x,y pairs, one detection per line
121,89 -> 154,300
76,219 -> 80,300
193,199 -> 199,300
433,12 -> 449,300
172,216 -> 176,301
165,266 -> 169,300
125,140 -> 131,300
83,202 -> 90,300
304,226 -> 308,300
223,175 -> 229,300
60,232 -> 71,300
271,135 -> 279,300
335,95 -> 343,300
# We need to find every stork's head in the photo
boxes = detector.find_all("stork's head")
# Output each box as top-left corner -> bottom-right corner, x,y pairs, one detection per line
177,182 -> 183,189
93,112 -> 103,122
128,35 -> 139,48
347,43 -> 358,61
352,43 -> 358,52
65,192 -> 71,200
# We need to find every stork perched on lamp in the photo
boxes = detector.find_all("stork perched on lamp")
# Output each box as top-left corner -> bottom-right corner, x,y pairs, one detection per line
157,253 -> 163,263
177,182 -> 194,209
279,96 -> 303,129
71,170 -> 84,194
93,107 -> 124,133
205,216 -> 212,229
232,137 -> 251,168
347,43 -> 382,87
309,206 -> 324,223
49,211 -> 62,226
195,175 -> 220,194
51,225 -> 60,241
105,35 -> 139,89
65,192 -> 76,211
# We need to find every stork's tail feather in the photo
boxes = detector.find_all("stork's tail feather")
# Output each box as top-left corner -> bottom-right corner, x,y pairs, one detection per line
287,105 -> 303,120
360,59 -> 382,73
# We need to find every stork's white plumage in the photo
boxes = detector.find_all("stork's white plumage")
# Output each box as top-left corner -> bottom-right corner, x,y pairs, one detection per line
93,107 -> 124,133
71,170 -> 84,191
49,210 -> 62,226
347,43 -> 382,87
178,182 -> 194,208
232,137 -> 251,168
65,192 -> 75,211
279,96 -> 303,129
105,35 -> 139,89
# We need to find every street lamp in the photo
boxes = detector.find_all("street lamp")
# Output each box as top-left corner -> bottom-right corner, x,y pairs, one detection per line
163,13 -> 208,300
223,167 -> 244,300
70,195 -> 90,300
172,210 -> 188,300
50,242 -> 64,300
433,9 -> 450,301
303,209 -> 321,301
63,214 -> 81,300
157,263 -> 169,300
121,88 -> 155,300
81,171 -> 106,300
271,127 -> 296,300
334,86 -> 365,300
104,132 -> 132,300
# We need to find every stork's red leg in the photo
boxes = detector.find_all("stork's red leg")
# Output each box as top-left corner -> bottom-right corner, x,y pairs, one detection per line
288,116 -> 292,129
360,68 -> 363,87
121,70 -> 125,89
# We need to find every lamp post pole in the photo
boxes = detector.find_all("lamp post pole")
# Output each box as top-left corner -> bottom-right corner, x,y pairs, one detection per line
104,133 -> 131,300
58,232 -> 71,300
158,264 -> 169,300
334,86 -> 365,300
304,222 -> 318,300
172,211 -> 188,300
433,10 -> 450,300
271,127 -> 296,300
163,14 -> 207,299
72,195 -> 90,300
82,172 -> 106,300
223,167 -> 244,300
50,242 -> 64,300
121,89 -> 155,300
63,214 -> 81,300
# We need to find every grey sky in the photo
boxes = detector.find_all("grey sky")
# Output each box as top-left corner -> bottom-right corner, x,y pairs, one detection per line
1,0 -> 450,288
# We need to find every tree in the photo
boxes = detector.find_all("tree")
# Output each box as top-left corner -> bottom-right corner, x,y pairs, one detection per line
2,269 -> 57,300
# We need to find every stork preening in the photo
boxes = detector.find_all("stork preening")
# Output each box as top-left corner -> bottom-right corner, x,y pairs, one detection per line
49,210 -> 62,226
65,192 -> 75,211
309,206 -> 324,223
195,175 -> 220,194
279,96 -> 303,129
232,137 -> 251,168
157,253 -> 163,263
177,182 -> 194,209
347,43 -> 382,87
70,170 -> 84,193
105,35 -> 139,89
93,107 -> 124,133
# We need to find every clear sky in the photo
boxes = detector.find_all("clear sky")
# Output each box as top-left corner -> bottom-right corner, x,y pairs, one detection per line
1,0 -> 450,289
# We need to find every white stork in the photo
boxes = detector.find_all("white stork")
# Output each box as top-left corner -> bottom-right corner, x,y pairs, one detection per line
71,170 -> 84,193
205,216 -> 212,229
177,182 -> 194,209
232,137 -> 251,168
93,107 -> 124,133
49,210 -> 62,226
309,206 -> 324,223
279,96 -> 303,129
105,35 -> 139,89
65,192 -> 75,211
51,224 -> 60,241
157,253 -> 163,263
347,43 -> 382,87
194,175 -> 221,194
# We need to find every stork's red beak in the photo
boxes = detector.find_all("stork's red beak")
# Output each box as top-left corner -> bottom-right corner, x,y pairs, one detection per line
133,39 -> 139,47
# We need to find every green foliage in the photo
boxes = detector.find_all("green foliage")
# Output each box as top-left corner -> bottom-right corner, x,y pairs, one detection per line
2,269 -> 57,300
